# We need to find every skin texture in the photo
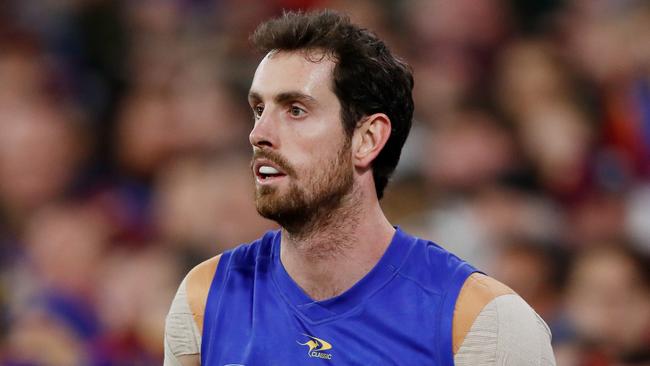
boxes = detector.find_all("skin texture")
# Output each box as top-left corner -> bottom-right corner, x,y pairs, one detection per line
248,50 -> 395,301
248,51 -> 354,236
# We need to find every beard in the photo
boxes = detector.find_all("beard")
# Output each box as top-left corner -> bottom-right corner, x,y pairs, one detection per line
253,138 -> 354,235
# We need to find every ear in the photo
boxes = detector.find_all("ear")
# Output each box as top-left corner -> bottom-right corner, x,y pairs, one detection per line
352,113 -> 391,170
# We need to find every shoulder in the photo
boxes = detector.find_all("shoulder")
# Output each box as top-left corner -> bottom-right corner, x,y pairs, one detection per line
398,232 -> 477,286
164,255 -> 222,365
183,230 -> 278,330
452,274 -> 555,365
185,255 -> 222,333
452,273 -> 514,353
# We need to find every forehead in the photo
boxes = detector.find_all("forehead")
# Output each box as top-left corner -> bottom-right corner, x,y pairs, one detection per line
249,50 -> 336,100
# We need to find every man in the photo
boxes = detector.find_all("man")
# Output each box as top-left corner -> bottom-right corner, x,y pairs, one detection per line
165,10 -> 555,365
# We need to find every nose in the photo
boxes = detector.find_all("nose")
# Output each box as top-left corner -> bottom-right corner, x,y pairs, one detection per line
249,111 -> 277,149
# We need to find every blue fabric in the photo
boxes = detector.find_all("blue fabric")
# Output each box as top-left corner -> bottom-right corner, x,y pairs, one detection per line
201,228 -> 478,366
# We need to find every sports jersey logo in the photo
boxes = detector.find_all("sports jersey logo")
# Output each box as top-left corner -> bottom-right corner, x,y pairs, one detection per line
297,334 -> 333,360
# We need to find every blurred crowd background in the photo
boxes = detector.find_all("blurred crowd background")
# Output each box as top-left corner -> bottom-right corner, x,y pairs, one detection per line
0,0 -> 649,365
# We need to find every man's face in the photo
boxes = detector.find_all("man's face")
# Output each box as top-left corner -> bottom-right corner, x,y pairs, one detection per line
248,50 -> 354,230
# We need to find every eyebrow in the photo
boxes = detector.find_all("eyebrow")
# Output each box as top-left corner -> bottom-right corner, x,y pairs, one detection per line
248,91 -> 317,105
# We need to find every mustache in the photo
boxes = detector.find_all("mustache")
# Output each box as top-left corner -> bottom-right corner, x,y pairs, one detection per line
251,149 -> 297,177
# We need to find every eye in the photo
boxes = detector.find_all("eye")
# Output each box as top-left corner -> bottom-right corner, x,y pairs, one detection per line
289,105 -> 306,118
252,105 -> 264,119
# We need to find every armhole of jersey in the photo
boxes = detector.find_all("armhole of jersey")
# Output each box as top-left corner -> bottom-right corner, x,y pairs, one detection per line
451,273 -> 515,354
437,264 -> 479,366
200,251 -> 232,365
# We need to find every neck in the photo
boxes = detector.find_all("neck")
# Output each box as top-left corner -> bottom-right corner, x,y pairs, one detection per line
279,186 -> 395,301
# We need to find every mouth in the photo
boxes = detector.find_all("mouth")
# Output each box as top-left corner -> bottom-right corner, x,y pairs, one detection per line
253,160 -> 288,184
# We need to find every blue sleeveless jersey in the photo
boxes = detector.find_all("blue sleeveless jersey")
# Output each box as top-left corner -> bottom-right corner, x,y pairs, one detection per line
201,228 -> 478,366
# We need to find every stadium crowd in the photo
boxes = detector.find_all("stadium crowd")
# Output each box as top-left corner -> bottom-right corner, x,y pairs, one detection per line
0,0 -> 649,364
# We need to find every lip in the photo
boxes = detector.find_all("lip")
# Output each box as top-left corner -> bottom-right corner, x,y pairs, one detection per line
252,158 -> 288,185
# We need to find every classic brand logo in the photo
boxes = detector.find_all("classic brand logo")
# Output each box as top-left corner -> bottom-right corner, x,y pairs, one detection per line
297,334 -> 333,360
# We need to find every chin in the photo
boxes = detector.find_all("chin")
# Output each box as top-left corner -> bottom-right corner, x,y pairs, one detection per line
255,189 -> 288,217
255,187 -> 309,228
255,201 -> 295,225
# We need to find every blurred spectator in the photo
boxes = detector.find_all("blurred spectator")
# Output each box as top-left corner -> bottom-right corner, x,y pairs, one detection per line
23,203 -> 108,295
114,91 -> 176,179
1,0 -> 650,364
561,244 -> 650,365
0,103 -> 87,231
516,101 -> 594,199
153,155 -> 275,260
3,203 -> 106,365
419,108 -> 516,192
495,40 -> 577,123
405,184 -> 561,273
567,191 -> 627,247
491,239 -> 569,333
4,304 -> 91,365
94,247 -> 181,364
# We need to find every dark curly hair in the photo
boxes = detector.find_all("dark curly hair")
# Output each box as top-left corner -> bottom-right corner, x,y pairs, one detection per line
251,9 -> 414,199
